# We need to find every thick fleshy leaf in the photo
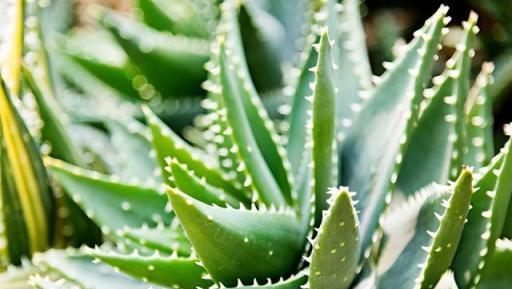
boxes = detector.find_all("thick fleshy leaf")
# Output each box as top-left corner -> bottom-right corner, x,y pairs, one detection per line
215,0 -> 293,206
143,106 -> 248,203
168,187 -> 303,286
21,66 -> 83,165
33,249 -> 165,289
45,158 -> 171,236
99,9 -> 209,98
286,36 -> 317,181
319,0 -> 373,138
309,188 -> 359,289
217,40 -> 287,207
396,14 -> 478,196
0,79 -> 53,264
340,6 -> 447,256
119,225 -> 192,257
168,159 -> 241,207
477,239 -> 512,289
464,62 -> 495,168
453,137 -> 512,288
239,2 -> 285,92
378,168 -> 473,289
229,273 -> 308,289
89,248 -> 211,289
310,30 -> 337,224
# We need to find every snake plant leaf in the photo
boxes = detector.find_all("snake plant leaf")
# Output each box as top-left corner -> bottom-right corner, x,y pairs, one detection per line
377,168 -> 473,289
1,0 -> 23,94
238,1 -> 285,92
308,188 -> 360,289
464,62 -> 495,168
340,6 -> 448,257
136,0 -> 214,37
99,9 -> 209,98
216,39 -> 288,207
33,249 -> 165,289
319,0 -> 373,138
143,106 -> 248,203
476,239 -> 512,289
168,187 -> 303,286
119,225 -> 192,257
0,79 -> 53,265
310,30 -> 337,224
396,15 -> 478,197
62,30 -> 140,101
168,158 -> 241,207
89,247 -> 212,289
106,118 -> 159,184
216,0 -> 293,206
452,136 -> 512,289
45,157 -> 172,235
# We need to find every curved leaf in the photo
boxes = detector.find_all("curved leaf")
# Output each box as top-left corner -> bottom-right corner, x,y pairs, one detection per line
309,188 -> 360,289
45,158 -> 171,236
89,248 -> 211,289
340,6 -> 448,257
168,187 -> 303,286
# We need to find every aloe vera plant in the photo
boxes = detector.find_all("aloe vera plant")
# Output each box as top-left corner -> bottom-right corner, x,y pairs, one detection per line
1,0 -> 512,289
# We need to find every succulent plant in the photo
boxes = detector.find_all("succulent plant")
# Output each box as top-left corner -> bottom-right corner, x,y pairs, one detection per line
1,0 -> 512,289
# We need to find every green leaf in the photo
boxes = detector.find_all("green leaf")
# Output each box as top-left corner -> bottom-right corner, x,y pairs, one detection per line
216,39 -> 288,207
238,2 -> 285,92
286,36 -> 317,181
0,79 -> 53,264
143,106 -> 249,203
396,14 -> 478,196
119,225 -> 192,257
453,136 -> 512,288
33,249 -> 165,289
229,273 -> 308,289
99,9 -> 209,98
319,0 -> 373,137
215,0 -> 293,206
310,30 -> 337,224
465,62 -> 495,168
168,187 -> 303,286
136,0 -> 214,37
106,118 -> 159,183
89,247 -> 212,289
45,158 -> 171,236
477,239 -> 512,289
168,159 -> 241,207
308,188 -> 360,289
340,6 -> 448,257
377,168 -> 473,289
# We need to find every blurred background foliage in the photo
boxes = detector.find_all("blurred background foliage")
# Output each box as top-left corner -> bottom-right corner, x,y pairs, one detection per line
2,0 -> 511,149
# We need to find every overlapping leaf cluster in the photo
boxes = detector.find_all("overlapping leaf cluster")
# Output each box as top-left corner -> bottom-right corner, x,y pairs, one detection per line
0,1 -> 512,289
